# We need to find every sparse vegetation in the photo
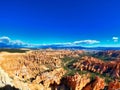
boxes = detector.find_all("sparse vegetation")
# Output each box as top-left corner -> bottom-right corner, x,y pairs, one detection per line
62,56 -> 80,76
62,53 -> 117,85
0,48 -> 29,53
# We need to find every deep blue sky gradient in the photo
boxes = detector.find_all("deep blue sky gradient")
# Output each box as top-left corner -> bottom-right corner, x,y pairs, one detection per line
0,0 -> 120,46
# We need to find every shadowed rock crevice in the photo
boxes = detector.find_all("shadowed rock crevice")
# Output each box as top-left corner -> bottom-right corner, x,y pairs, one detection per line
0,85 -> 19,90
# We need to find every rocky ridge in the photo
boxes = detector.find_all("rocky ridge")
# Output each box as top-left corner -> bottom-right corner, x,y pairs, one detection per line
73,56 -> 120,78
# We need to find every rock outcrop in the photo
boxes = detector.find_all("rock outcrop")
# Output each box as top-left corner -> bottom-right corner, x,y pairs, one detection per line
73,56 -> 120,78
65,73 -> 90,90
94,50 -> 120,60
33,68 -> 66,88
83,76 -> 105,90
0,67 -> 13,87
0,50 -> 68,90
108,80 -> 120,90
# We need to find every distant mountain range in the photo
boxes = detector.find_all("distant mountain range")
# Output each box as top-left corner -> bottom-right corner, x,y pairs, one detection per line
36,46 -> 120,50
0,43 -> 120,50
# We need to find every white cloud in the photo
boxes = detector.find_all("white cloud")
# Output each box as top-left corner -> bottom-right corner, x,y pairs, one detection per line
73,40 -> 100,44
112,37 -> 119,42
10,40 -> 26,46
51,42 -> 72,45
41,40 -> 100,47
0,36 -> 11,44
0,36 -> 27,48
43,40 -> 100,47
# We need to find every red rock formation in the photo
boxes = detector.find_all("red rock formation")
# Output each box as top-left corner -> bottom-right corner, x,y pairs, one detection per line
66,73 -> 90,90
83,76 -> 105,90
33,68 -> 66,88
108,80 -> 120,90
94,50 -> 120,60
73,56 -> 120,78
0,51 -> 69,90
0,51 -> 63,81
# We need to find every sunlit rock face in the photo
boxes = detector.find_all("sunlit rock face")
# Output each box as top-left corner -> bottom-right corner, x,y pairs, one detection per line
33,68 -> 66,88
83,76 -> 105,90
65,73 -> 91,90
0,67 -> 13,87
0,51 -> 62,80
73,56 -> 120,78
0,50 -> 84,81
0,50 -> 68,90
108,80 -> 120,90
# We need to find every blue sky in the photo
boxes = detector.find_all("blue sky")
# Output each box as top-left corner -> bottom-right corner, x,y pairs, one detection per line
0,0 -> 120,47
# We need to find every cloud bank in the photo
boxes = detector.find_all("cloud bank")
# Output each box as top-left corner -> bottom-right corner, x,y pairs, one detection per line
0,36 -> 100,48
0,36 -> 28,48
